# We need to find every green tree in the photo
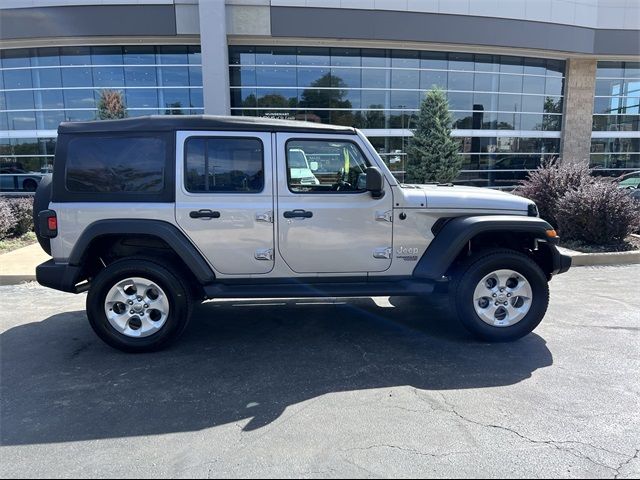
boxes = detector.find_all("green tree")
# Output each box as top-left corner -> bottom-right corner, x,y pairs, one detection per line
97,89 -> 127,120
299,73 -> 352,124
406,88 -> 462,184
165,101 -> 184,115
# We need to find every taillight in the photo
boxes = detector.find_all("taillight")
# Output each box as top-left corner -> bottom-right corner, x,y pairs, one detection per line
38,210 -> 58,238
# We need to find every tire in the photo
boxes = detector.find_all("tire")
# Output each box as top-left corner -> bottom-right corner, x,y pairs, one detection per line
23,178 -> 38,192
33,174 -> 52,255
449,248 -> 549,342
86,258 -> 193,353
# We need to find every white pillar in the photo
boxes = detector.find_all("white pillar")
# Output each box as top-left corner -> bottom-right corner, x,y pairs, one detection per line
199,0 -> 230,115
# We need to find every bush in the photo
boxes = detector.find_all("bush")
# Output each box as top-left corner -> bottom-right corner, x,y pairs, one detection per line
7,197 -> 34,237
0,199 -> 17,240
515,160 -> 593,228
556,181 -> 640,246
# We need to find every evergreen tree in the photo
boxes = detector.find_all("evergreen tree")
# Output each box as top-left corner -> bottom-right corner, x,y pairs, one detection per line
97,89 -> 127,120
406,88 -> 462,184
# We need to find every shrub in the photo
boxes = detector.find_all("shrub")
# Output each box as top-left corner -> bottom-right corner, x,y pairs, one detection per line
0,199 -> 17,240
556,181 -> 640,246
7,197 -> 34,236
515,160 -> 593,228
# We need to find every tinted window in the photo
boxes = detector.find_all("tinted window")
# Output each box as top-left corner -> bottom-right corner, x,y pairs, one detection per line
185,138 -> 263,193
286,140 -> 370,193
66,136 -> 165,193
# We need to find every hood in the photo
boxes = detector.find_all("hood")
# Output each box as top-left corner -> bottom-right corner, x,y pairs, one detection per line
404,184 -> 534,213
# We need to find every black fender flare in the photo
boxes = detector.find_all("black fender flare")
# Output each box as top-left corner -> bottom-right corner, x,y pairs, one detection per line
69,219 -> 216,284
413,215 -> 563,280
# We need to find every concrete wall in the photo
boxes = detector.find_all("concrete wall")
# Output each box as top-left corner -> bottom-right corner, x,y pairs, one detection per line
199,0 -> 230,115
266,0 -> 639,30
560,59 -> 598,164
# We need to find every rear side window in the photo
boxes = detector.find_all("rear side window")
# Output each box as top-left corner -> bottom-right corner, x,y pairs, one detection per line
184,137 -> 264,193
66,136 -> 166,193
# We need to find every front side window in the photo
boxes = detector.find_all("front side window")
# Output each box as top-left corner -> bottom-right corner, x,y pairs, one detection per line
185,137 -> 263,193
66,135 -> 165,193
286,140 -> 370,193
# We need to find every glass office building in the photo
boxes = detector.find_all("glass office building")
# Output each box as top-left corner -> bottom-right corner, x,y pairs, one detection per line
591,61 -> 640,176
229,46 -> 565,187
1,0 -> 638,192
0,45 -> 203,174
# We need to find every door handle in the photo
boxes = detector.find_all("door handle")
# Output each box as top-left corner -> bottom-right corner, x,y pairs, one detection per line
189,209 -> 221,219
283,209 -> 313,219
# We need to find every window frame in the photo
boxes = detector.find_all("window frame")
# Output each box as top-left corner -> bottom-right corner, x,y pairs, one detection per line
183,135 -> 265,194
52,131 -> 175,203
284,138 -> 372,195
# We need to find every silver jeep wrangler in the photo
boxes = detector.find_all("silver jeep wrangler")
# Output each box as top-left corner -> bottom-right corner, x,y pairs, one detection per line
34,116 -> 571,352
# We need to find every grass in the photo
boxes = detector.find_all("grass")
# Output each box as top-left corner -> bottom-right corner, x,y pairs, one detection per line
0,232 -> 37,254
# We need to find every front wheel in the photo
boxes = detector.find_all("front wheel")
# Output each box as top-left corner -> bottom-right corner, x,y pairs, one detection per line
86,258 -> 193,353
449,248 -> 549,342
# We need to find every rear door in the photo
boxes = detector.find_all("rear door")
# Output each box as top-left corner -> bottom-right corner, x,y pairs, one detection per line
175,131 -> 275,275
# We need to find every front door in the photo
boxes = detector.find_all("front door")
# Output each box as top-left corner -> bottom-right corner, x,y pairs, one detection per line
276,134 -> 394,274
175,131 -> 275,275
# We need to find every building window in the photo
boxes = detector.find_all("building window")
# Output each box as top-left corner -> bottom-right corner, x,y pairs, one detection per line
592,61 -> 640,176
0,45 -> 203,182
229,46 -> 565,188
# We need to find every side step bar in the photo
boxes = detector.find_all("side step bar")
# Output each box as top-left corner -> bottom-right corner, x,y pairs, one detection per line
202,279 -> 435,299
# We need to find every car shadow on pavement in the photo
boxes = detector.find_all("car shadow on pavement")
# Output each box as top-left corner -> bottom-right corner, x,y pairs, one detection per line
0,295 -> 553,446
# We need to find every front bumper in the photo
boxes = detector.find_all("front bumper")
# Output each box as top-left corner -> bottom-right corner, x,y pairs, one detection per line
549,243 -> 572,275
36,259 -> 84,293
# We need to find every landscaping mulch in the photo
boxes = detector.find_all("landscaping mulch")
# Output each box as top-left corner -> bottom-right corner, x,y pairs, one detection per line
0,232 -> 37,254
561,234 -> 640,254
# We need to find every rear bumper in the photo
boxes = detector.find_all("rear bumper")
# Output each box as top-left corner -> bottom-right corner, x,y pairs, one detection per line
36,259 -> 84,293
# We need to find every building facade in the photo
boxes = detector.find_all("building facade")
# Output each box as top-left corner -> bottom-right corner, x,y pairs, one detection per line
0,0 -> 638,189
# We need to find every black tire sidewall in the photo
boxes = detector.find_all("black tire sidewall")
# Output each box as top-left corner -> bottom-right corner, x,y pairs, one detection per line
87,259 -> 191,353
453,251 -> 549,342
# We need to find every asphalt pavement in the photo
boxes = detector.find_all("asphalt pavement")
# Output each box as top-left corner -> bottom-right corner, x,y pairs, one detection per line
0,265 -> 639,478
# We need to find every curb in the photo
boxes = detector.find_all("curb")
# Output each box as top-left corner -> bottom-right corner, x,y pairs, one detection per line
0,275 -> 36,286
557,247 -> 640,267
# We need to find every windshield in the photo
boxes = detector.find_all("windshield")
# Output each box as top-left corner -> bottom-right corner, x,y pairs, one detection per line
288,149 -> 309,169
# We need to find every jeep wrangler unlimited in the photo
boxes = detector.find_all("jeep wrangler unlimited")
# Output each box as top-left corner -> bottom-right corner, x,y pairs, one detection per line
34,116 -> 571,352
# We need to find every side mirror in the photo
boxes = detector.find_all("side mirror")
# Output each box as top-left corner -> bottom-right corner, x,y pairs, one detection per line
365,166 -> 385,199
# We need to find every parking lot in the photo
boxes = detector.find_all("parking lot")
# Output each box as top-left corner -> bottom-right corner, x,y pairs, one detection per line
1,265 -> 639,478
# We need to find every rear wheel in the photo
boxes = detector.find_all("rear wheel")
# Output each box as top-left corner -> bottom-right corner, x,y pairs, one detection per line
449,248 -> 549,342
23,178 -> 38,192
86,258 -> 193,352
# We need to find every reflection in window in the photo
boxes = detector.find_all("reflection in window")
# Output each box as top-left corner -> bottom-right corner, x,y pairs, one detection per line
66,136 -> 166,193
185,138 -> 264,193
286,140 -> 370,193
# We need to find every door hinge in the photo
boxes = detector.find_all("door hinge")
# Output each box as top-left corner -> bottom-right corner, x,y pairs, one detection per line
373,247 -> 393,259
255,211 -> 273,223
376,210 -> 393,223
254,248 -> 274,261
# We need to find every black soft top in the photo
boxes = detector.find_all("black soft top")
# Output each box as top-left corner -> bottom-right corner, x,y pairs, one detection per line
57,115 -> 357,135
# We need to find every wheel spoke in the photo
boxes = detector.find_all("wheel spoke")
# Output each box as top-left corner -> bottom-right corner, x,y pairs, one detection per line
508,278 -> 532,299
505,301 -> 528,323
474,283 -> 495,302
107,311 -> 129,332
108,285 -> 131,305
495,270 -> 513,289
140,315 -> 161,334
